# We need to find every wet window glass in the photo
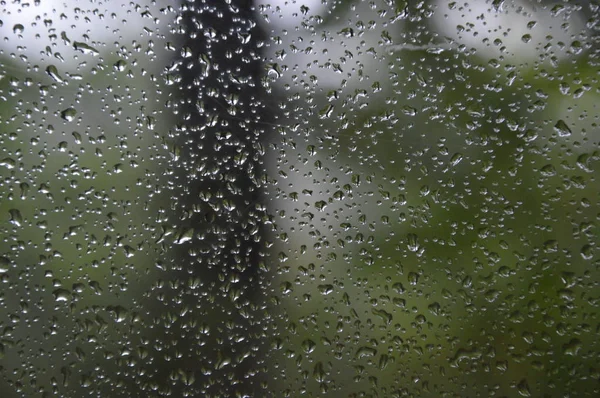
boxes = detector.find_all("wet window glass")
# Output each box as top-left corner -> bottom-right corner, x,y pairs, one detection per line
1,0 -> 598,396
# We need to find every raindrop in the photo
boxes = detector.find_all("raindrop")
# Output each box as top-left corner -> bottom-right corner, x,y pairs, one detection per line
53,288 -> 71,302
553,120 -> 572,137
450,153 -> 464,167
13,24 -> 24,34
539,164 -> 556,177
406,233 -> 420,252
61,108 -> 77,122
408,272 -> 420,286
0,158 -> 16,169
0,256 -> 10,273
46,65 -> 65,84
355,346 -> 377,359
580,244 -> 593,260
301,339 -> 316,354
113,60 -> 128,72
517,379 -> 532,397
73,42 -> 99,55
8,209 -> 23,227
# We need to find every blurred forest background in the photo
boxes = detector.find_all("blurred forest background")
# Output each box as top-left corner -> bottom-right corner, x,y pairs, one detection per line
0,0 -> 598,397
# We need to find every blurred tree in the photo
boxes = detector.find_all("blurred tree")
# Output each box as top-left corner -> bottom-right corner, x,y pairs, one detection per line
147,0 -> 272,396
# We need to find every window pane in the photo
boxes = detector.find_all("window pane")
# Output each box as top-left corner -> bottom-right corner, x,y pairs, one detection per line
1,0 -> 598,396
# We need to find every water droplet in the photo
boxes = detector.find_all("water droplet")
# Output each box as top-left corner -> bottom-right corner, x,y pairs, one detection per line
13,24 -> 24,34
319,104 -> 334,119
0,157 -> 16,169
516,378 -> 531,396
580,244 -> 593,260
562,338 -> 582,356
73,42 -> 99,55
314,200 -> 327,211
174,228 -> 194,244
408,272 -> 420,286
146,116 -> 156,130
371,308 -> 393,325
108,305 -> 128,323
355,346 -> 377,359
53,288 -> 71,302
318,284 -> 333,295
72,131 -> 82,144
215,355 -> 231,370
450,153 -> 463,167
46,65 -> 65,83
406,233 -> 420,252
113,59 -> 128,72
491,0 -> 505,11
61,108 -> 77,122
0,256 -> 10,273
313,362 -> 325,382
550,4 -> 565,17
89,281 -> 103,294
123,245 -> 136,258
378,354 -> 390,370
543,240 -> 558,253
540,164 -> 556,177
554,119 -> 572,137
401,105 -> 417,116
8,209 -> 23,227
302,339 -> 316,354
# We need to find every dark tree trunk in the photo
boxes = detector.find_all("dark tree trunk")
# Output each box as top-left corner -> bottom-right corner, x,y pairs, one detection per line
147,1 -> 271,396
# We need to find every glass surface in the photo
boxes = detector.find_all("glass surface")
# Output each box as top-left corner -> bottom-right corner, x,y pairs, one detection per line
1,0 -> 598,396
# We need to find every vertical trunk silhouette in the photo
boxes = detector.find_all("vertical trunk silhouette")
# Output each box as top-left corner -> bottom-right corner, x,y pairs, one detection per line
147,1 -> 271,396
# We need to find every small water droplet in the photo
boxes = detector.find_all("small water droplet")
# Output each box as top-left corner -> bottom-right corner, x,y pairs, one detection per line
8,209 -> 23,227
72,131 -> 82,144
355,346 -> 377,359
53,288 -> 71,302
0,157 -> 16,169
73,42 -> 99,55
554,119 -> 572,137
540,164 -> 556,177
302,339 -> 316,354
318,284 -> 334,295
371,308 -> 393,325
314,200 -> 327,211
378,354 -> 389,370
174,228 -> 194,244
61,108 -> 77,122
408,272 -> 420,286
543,240 -> 558,253
580,244 -> 593,260
0,256 -> 10,273
517,379 -> 531,396
113,59 -> 127,72
46,65 -> 65,83
562,338 -> 582,356
123,245 -> 136,258
407,233 -> 420,252
450,153 -> 464,167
